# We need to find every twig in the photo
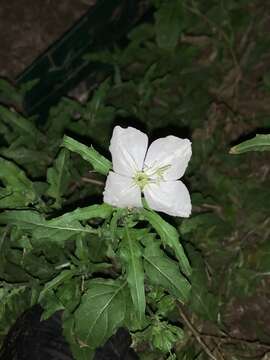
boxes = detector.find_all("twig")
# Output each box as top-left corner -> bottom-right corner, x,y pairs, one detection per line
68,174 -> 105,194
202,332 -> 270,350
177,305 -> 270,359
177,304 -> 223,360
81,177 -> 104,187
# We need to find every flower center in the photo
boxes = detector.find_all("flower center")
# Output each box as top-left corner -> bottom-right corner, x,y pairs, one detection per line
133,165 -> 171,190
133,171 -> 149,190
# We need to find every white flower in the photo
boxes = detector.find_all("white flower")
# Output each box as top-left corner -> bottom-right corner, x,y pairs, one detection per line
103,126 -> 192,217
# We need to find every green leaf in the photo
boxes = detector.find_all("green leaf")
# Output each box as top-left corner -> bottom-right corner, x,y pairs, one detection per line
62,135 -> 112,175
0,210 -> 93,239
49,203 -> 113,223
119,226 -> 145,325
56,278 -> 81,312
39,289 -> 65,321
0,104 -> 43,142
0,79 -> 23,107
135,319 -> 184,355
155,1 -> 184,50
41,204 -> 113,241
110,208 -> 125,241
156,294 -> 176,317
187,245 -> 218,321
15,249 -> 55,280
46,148 -> 71,208
0,285 -> 32,348
63,315 -> 95,360
141,209 -> 191,277
151,321 -> 184,353
0,204 -> 113,243
0,157 -> 38,208
143,242 -> 191,303
0,147 -> 50,177
230,134 -> 270,154
0,210 -> 91,240
73,279 -> 127,350
38,269 -> 76,302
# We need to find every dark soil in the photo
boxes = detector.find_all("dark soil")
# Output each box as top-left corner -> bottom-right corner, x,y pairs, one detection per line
0,0 -> 96,79
0,306 -> 138,360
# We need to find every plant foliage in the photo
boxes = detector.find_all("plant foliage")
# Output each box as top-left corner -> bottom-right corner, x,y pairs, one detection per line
1,0 -> 270,359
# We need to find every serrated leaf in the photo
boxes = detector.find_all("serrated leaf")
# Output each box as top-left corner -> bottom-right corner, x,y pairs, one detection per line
50,203 -> 113,223
0,204 -> 113,243
42,204 -> 113,242
119,226 -> 145,325
141,209 -> 191,276
143,242 -> 190,303
0,157 -> 38,208
155,1 -> 184,50
0,210 -> 93,240
46,148 -> 71,208
1,212 -> 91,245
230,134 -> 270,154
73,279 -> 127,350
62,135 -> 112,175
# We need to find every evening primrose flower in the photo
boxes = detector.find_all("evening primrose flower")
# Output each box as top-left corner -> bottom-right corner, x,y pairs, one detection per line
103,126 -> 192,217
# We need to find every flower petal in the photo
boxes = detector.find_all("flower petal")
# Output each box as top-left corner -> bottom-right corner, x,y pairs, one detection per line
143,180 -> 191,217
144,136 -> 192,180
109,126 -> 148,177
103,171 -> 142,208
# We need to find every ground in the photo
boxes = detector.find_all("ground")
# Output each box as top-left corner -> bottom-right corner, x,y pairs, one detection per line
0,0 -> 95,79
